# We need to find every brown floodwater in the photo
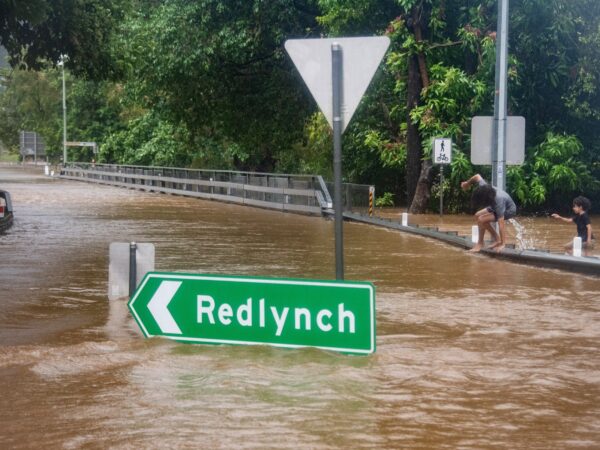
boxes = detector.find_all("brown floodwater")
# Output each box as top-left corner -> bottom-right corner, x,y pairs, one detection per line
1,165 -> 599,449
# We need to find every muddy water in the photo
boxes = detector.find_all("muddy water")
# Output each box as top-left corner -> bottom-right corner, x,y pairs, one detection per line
1,165 -> 600,449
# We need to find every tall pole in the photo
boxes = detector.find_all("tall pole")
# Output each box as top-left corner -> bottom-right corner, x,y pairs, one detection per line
61,55 -> 67,166
492,0 -> 509,191
439,166 -> 444,217
332,43 -> 344,280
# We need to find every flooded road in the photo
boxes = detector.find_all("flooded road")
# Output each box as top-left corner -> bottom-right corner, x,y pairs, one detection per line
1,165 -> 600,449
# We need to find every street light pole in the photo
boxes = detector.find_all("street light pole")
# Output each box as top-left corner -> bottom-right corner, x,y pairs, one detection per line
492,0 -> 509,191
59,55 -> 67,166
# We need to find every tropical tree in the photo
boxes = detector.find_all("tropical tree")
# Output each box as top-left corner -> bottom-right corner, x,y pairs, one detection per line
318,0 -> 600,212
0,0 -> 128,78
508,133 -> 597,211
319,0 -> 497,212
0,67 -> 62,158
109,0 -> 321,169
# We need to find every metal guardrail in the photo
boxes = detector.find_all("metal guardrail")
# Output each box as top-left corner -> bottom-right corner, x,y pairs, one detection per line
325,181 -> 374,215
60,163 -> 334,215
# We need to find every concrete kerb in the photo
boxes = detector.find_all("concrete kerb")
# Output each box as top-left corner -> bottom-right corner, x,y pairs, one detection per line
340,211 -> 600,277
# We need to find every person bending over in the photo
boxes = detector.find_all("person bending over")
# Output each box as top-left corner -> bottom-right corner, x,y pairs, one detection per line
461,174 -> 517,253
551,196 -> 594,256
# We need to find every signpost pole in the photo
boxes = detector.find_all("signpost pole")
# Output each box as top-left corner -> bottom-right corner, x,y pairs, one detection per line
60,55 -> 68,166
284,36 -> 390,281
129,242 -> 137,298
492,0 -> 509,191
433,137 -> 451,217
332,43 -> 344,280
439,166 -> 444,217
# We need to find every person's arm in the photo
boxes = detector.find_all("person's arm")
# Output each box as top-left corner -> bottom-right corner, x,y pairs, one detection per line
461,174 -> 482,191
551,213 -> 573,223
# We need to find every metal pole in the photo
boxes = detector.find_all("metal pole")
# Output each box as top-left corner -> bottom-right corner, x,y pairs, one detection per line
129,242 -> 137,298
61,55 -> 67,166
492,0 -> 509,191
332,43 -> 344,280
439,166 -> 444,217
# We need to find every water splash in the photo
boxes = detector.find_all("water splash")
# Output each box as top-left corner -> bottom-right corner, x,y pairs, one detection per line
509,218 -> 536,250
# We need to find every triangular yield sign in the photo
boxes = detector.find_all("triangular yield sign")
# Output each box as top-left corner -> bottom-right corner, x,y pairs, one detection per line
285,36 -> 390,133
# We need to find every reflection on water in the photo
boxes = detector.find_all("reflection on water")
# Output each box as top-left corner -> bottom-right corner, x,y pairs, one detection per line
1,166 -> 600,449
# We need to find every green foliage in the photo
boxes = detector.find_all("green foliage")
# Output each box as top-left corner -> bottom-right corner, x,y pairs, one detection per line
0,0 -> 128,79
363,130 -> 406,169
274,113 -> 333,177
0,65 -> 130,162
375,191 -> 395,207
507,133 -> 597,210
317,0 -> 399,35
113,0 -> 320,171
99,111 -> 190,166
408,64 -> 484,211
449,150 -> 473,186
0,67 -> 62,159
2,0 -> 600,215
511,0 -> 600,155
410,64 -> 486,138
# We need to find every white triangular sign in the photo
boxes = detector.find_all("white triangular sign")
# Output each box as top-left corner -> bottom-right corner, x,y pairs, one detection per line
285,36 -> 390,133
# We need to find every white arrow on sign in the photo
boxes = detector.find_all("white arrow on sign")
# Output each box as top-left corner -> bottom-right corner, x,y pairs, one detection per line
285,36 -> 390,133
147,281 -> 182,334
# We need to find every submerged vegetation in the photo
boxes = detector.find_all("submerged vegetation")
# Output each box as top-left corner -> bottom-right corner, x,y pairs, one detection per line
1,0 -> 599,213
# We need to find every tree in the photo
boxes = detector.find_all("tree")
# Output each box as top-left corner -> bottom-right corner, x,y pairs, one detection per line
0,68 -> 62,158
319,0 -> 496,212
508,133 -> 597,211
111,0 -> 321,170
0,0 -> 128,79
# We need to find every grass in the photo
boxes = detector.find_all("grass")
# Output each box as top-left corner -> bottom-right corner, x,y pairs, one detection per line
0,152 -> 19,163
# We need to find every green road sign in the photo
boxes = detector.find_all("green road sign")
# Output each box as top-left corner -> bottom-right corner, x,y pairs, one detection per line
128,272 -> 375,354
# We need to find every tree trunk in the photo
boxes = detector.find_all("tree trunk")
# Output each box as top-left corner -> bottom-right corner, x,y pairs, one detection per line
413,14 -> 430,89
405,53 -> 422,207
409,159 -> 434,213
407,6 -> 432,213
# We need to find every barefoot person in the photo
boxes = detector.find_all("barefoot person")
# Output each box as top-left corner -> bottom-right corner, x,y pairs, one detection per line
461,174 -> 517,253
551,196 -> 594,256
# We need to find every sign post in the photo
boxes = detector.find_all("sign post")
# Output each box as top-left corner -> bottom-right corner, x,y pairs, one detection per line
66,141 -> 98,155
492,0 -> 510,191
433,138 -> 452,217
332,43 -> 344,279
58,55 -> 68,164
129,272 -> 376,354
108,242 -> 155,300
285,37 -> 390,280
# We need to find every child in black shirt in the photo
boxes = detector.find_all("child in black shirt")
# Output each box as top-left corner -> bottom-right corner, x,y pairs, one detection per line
552,196 -> 594,256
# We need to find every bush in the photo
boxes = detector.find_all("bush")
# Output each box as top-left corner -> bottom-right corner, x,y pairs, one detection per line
375,192 -> 395,207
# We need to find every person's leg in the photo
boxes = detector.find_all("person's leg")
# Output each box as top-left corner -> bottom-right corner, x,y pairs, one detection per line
470,210 -> 496,252
483,222 -> 501,248
583,240 -> 594,256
